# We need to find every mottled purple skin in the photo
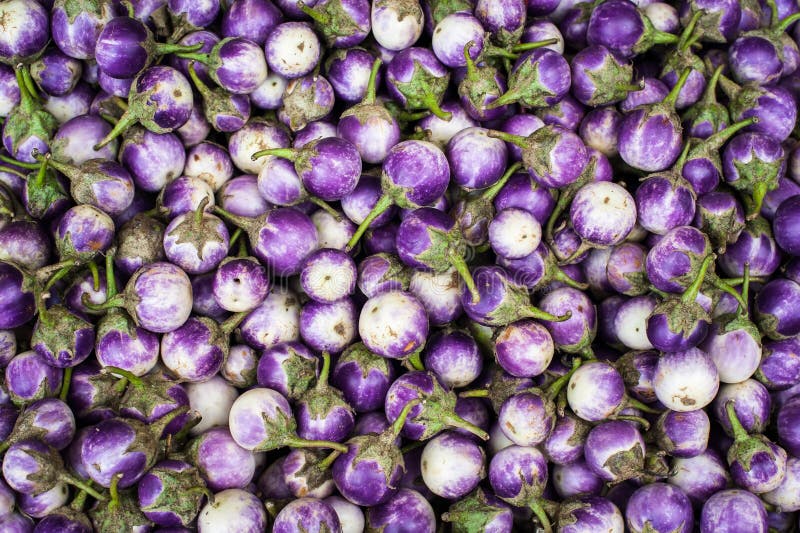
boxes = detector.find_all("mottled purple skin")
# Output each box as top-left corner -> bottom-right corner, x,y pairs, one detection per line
257,457 -> 292,499
130,66 -> 193,131
584,421 -> 645,482
332,344 -> 395,412
729,35 -> 784,86
498,391 -> 555,446
0,0 -> 49,64
679,0 -> 741,43
331,435 -> 402,506
167,0 -> 219,27
713,381 -> 771,436
299,298 -> 357,353
0,64 -> 20,119
475,0 -> 526,44
206,38 -> 267,95
668,449 -> 730,507
777,395 -> 800,456
499,115 -> 544,161
447,128 -> 508,190
136,459 -> 201,526
586,0 -> 653,58
645,225 -> 710,293
31,306 -> 94,368
395,207 -> 457,270
190,427 -> 255,491
51,0 -> 115,60
618,104 -> 682,172
218,175 -> 271,218
553,461 -> 603,498
265,22 -> 321,79
5,351 -> 62,406
385,47 -> 449,106
51,115 -> 117,166
212,257 -> 269,313
544,414 -> 588,465
379,148 -> 447,211
161,318 -> 226,382
579,107 -> 622,158
493,320 -> 553,378
125,262 -> 193,333
33,512 -> 90,533
277,75 -> 334,132
755,278 -> 800,339
635,174 -> 696,235
539,287 -> 597,354
80,417 -> 154,488
2,439 -> 63,497
273,497 -> 341,533
256,156 -> 304,206
293,137 -> 361,201
556,496 -> 624,533
365,489 -> 436,533
190,273 -> 228,321
762,177 -> 800,220
162,211 -> 229,275
341,176 -> 398,228
493,173 -> 556,224
168,31 -> 219,84
722,131 -> 785,188
227,387 -> 294,450
570,46 -> 631,106
711,213 -> 774,272
94,16 -> 159,79
221,0 -> 283,45
423,330 -> 482,388
364,222 -> 399,254
120,129 -> 186,193
31,48 -> 82,96
566,362 -> 625,423
239,207 -> 319,276
0,512 -> 33,533
646,304 -> 709,353
19,487 -> 68,518
98,70 -> 133,98
625,78 -> 667,110
773,195 -> 800,255
570,181 -> 637,246
0,220 -> 50,271
700,490 -> 767,533
730,84 -> 796,142
655,409 -> 709,457
177,103 -> 211,146
239,287 -> 300,350
605,242 -> 646,296
538,94 -> 587,131
488,444 -> 548,506
431,13 -> 483,68
496,243 -> 559,291
359,290 -> 429,359
55,204 -> 115,260
757,337 -> 800,390
7,398 -> 74,450
626,483 -> 693,533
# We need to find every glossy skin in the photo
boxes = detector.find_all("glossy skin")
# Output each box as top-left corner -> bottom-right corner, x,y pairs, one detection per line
584,421 -> 645,483
700,490 -> 767,533
626,483 -> 693,533
189,427 -> 255,492
424,330 -> 482,388
358,291 -> 429,358
197,489 -> 268,533
273,498 -> 341,533
366,489 -> 436,533
447,128 -> 508,190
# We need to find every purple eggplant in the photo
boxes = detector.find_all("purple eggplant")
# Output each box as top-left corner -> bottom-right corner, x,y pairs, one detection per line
0,0 -> 49,65
490,48 -> 571,109
556,496 -> 624,533
197,488 -> 268,533
442,487 -> 513,533
186,426 -> 255,492
754,277 -> 800,339
3,67 -> 58,164
488,445 -> 552,531
651,409 -> 710,457
719,75 -> 797,142
586,0 -> 678,58
119,127 -> 186,193
625,483 -> 693,533
299,0 -> 370,48
700,489 -> 767,532
584,420 -> 646,483
5,350 -> 62,406
265,22 -> 322,79
371,0 -> 424,51
756,337 -> 800,390
654,347 -> 719,411
137,460 -> 208,527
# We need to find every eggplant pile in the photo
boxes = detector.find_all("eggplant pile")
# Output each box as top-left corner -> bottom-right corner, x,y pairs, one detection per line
1,0 -> 800,531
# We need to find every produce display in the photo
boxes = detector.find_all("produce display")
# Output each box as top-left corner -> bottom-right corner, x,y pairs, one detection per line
2,0 -> 800,531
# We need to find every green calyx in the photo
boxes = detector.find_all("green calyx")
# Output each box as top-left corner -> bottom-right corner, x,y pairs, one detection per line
4,70 -> 57,162
602,440 -> 645,482
458,42 -> 505,116
392,60 -> 452,120
24,164 -> 68,220
89,475 -> 150,533
297,352 -> 355,422
281,76 -> 333,132
442,488 -> 510,533
583,54 -> 636,106
298,0 -> 367,46
338,342 -> 393,381
729,149 -> 783,219
166,197 -> 226,262
489,59 -> 553,109
278,346 -> 320,400
462,365 -> 531,414
139,464 -> 208,527
404,375 -> 489,440
725,400 -> 779,471
427,0 -> 473,26
695,196 -> 746,254
187,62 -> 247,133
59,0 -> 112,23
30,304 -> 92,365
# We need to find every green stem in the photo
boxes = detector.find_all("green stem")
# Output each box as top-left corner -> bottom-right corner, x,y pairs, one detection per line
524,307 -> 572,322
459,389 -> 489,398
612,414 -> 650,430
317,351 -> 332,386
174,51 -> 211,64
309,197 -> 342,219
362,57 -> 382,106
702,65 -> 724,105
212,206 -> 256,231
284,435 -> 349,453
69,489 -> 88,511
112,377 -> 129,395
766,0 -> 780,26
193,196 -> 209,226
187,61 -> 213,99
450,251 -> 479,302
149,405 -> 189,439
710,275 -> 748,311
0,441 -> 9,454
104,251 -> 117,299
740,262 -> 750,314
652,30 -> 680,45
108,473 -> 122,509
663,68 -> 692,109
14,66 -> 33,107
88,260 -> 100,292
20,66 -> 39,102
674,140 -> 691,171
544,358 -> 581,400
747,181 -> 768,221
42,261 -> 76,293
317,450 -> 340,471
220,310 -> 249,336
406,350 -> 424,371
486,88 -> 519,109
509,38 -> 559,53
94,111 -> 136,150
678,10 -> 703,51
59,366 -> 73,402
725,400 -> 749,441
0,154 -> 39,169
101,366 -> 144,388
63,473 -> 107,502
626,397 -> 662,415
422,93 -> 452,121
250,147 -> 297,161
82,292 -> 125,312
0,164 -> 27,178
681,254 -> 714,304
346,194 -> 394,251
530,500 -> 553,533
297,0 -> 329,23
463,42 -> 478,78
154,41 -> 204,56
445,412 -> 489,441
391,399 -> 421,436
776,11 -> 800,33
705,117 -> 758,150
486,129 -> 526,148
552,266 -> 590,290
229,227 -> 243,250
482,162 -> 522,202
